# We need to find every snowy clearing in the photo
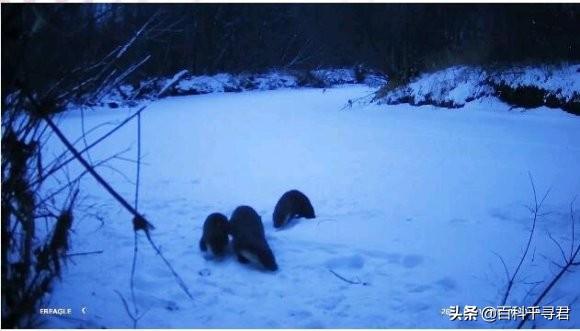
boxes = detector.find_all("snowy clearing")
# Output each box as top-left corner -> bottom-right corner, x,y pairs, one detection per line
41,86 -> 580,328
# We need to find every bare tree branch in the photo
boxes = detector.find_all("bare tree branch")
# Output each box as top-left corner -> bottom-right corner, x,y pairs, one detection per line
517,246 -> 580,328
517,197 -> 580,328
33,105 -> 148,187
492,251 -> 511,282
547,232 -> 569,264
114,290 -> 141,329
500,172 -> 549,306
130,108 -> 143,317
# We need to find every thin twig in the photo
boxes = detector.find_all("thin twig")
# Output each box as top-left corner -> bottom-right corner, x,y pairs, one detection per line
40,113 -> 150,226
38,120 -> 114,171
521,281 -> 544,304
547,232 -> 568,264
144,232 -> 195,299
114,290 -> 139,329
95,55 -> 152,103
328,269 -> 368,286
80,106 -> 94,166
492,251 -> 511,282
134,112 -> 142,211
130,108 -> 143,316
517,198 -> 580,328
339,92 -> 376,111
99,164 -> 137,185
66,250 -> 103,257
500,172 -> 548,306
114,155 -> 146,165
33,105 -> 147,187
130,232 -> 139,316
35,147 -> 132,208
517,244 -> 580,328
571,196 -> 577,258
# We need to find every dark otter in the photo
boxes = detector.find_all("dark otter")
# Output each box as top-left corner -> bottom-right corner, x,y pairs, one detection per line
229,206 -> 278,271
199,213 -> 230,257
272,189 -> 316,228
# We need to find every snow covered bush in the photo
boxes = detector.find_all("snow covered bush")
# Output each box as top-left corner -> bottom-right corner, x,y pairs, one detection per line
310,69 -> 358,86
376,64 -> 580,114
237,72 -> 299,90
168,69 -> 362,95
362,73 -> 388,88
488,64 -> 580,114
171,71 -> 300,95
92,68 -> 386,108
378,66 -> 492,108
174,73 -> 239,95
489,65 -> 580,103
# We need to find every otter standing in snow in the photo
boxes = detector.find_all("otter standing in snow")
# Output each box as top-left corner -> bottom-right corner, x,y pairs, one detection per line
272,189 -> 316,228
199,213 -> 230,257
229,206 -> 278,271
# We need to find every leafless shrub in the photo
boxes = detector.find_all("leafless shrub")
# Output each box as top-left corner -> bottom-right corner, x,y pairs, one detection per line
1,8 -> 182,327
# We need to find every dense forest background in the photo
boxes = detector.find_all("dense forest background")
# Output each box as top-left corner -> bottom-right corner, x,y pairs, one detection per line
2,3 -> 579,96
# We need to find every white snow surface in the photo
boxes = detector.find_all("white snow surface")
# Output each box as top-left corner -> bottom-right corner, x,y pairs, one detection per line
41,86 -> 580,328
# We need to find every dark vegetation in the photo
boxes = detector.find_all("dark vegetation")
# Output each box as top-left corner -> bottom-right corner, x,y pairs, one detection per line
3,4 -> 578,113
2,4 -> 579,96
492,80 -> 580,115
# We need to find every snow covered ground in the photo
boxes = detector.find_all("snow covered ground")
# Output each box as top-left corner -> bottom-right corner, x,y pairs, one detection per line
41,86 -> 580,328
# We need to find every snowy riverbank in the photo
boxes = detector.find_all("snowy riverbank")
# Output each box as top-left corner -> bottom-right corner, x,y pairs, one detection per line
41,86 -> 580,328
